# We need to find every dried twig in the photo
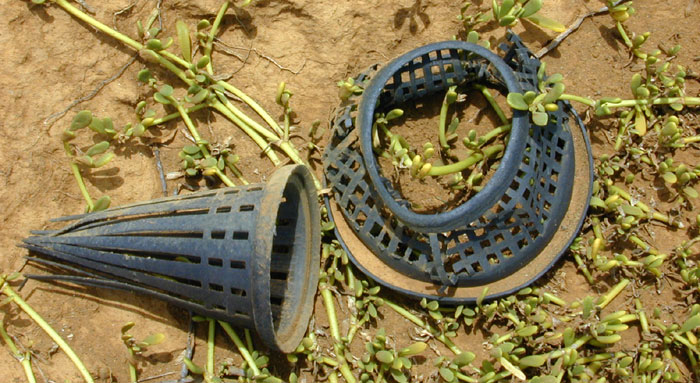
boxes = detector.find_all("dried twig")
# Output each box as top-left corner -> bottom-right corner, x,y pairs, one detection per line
113,1 -> 138,29
536,0 -> 632,58
43,55 -> 137,127
214,39 -> 307,74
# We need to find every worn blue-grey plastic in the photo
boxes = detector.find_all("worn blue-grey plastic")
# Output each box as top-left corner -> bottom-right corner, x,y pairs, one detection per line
22,165 -> 320,352
323,33 -> 593,301
357,40 -> 529,234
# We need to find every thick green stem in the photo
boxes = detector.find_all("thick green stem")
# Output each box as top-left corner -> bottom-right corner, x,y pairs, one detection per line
455,371 -> 478,382
54,0 -> 191,71
150,104 -> 208,126
614,108 -> 635,151
478,124 -> 511,147
383,299 -> 463,354
70,162 -> 94,211
629,235 -> 656,254
54,0 -> 142,50
597,279 -> 630,309
474,84 -> 508,124
616,21 -> 633,48
210,99 -> 281,166
0,319 -> 36,383
205,2 -> 230,75
604,97 -> 700,109
214,94 -> 279,142
319,281 -> 356,383
543,292 -> 567,307
428,145 -> 503,177
1,284 -> 94,383
346,317 -> 368,345
560,94 -> 596,108
320,283 -> 341,342
573,253 -> 594,284
217,81 -> 285,137
429,152 -> 482,176
336,345 -> 357,383
218,321 -> 261,376
128,348 -> 138,383
227,163 -> 249,185
143,50 -> 191,84
244,329 -> 254,353
278,141 -> 321,189
215,93 -> 316,187
439,88 -> 455,150
549,335 -> 592,359
207,319 -> 215,375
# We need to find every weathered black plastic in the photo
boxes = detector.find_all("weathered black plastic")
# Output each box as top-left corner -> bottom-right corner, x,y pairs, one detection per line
323,33 -> 592,293
22,165 -> 320,353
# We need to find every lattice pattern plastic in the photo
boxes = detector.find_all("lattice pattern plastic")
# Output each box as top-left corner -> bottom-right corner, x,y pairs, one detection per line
22,165 -> 319,352
323,34 -> 580,288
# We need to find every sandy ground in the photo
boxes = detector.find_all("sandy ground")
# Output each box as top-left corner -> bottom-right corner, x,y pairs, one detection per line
0,0 -> 698,381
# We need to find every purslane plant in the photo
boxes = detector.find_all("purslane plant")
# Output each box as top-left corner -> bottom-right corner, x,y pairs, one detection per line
35,0 -> 320,191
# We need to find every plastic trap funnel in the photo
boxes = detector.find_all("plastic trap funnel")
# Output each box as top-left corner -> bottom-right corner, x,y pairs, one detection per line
322,33 -> 593,303
22,165 -> 319,353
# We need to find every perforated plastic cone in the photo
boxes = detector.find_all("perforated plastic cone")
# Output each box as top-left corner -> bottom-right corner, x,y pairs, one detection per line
22,165 -> 319,352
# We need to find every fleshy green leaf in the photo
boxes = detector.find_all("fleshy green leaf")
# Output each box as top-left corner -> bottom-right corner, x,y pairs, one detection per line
88,118 -> 105,134
71,110 -> 93,131
183,357 -> 204,374
86,141 -> 110,156
634,108 -> 647,136
183,145 -> 201,155
620,204 -> 644,218
518,354 -> 547,368
187,89 -> 209,104
680,314 -> 700,333
439,367 -> 455,382
630,73 -> 642,96
498,0 -> 515,19
662,172 -> 677,184
102,118 -> 116,136
93,196 -> 111,212
133,123 -> 146,137
121,322 -> 135,334
146,39 -> 163,51
453,351 -> 476,367
375,350 -> 394,364
507,93 -> 529,110
498,14 -> 517,26
520,0 -> 543,18
532,111 -> 549,126
525,14 -> 566,32
138,333 -> 165,347
542,83 -> 565,104
137,69 -> 153,83
93,152 -> 115,168
683,187 -> 699,199
500,357 -> 526,380
197,56 -> 210,69
398,342 -> 427,357
159,85 -> 174,97
154,92 -> 171,104
197,19 -> 211,30
467,30 -> 479,44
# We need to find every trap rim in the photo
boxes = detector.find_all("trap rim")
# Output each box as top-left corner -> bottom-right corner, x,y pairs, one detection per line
357,40 -> 529,234
252,165 -> 320,353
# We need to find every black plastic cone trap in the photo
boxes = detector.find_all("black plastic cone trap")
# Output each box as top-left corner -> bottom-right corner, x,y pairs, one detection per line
22,165 -> 320,353
323,33 -> 593,302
